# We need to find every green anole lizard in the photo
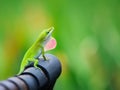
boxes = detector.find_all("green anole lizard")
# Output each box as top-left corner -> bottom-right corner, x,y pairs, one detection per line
18,27 -> 56,75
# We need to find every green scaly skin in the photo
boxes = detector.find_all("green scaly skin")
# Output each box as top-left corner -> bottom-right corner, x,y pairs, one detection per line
17,27 -> 54,75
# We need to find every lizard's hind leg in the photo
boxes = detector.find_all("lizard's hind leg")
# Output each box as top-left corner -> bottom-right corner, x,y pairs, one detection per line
34,60 -> 40,69
28,58 -> 40,70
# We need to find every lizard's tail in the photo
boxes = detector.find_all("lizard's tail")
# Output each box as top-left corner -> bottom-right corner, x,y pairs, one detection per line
17,67 -> 24,75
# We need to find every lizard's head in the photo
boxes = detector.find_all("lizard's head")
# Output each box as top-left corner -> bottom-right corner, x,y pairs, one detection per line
39,27 -> 54,44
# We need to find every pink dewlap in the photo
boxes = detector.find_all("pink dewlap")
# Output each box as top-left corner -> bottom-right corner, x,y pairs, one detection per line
44,37 -> 57,51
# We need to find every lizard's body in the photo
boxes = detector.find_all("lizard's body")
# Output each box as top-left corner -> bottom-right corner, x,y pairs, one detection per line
18,27 -> 55,75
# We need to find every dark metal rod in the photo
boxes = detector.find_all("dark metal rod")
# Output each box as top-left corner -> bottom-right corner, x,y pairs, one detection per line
0,54 -> 62,90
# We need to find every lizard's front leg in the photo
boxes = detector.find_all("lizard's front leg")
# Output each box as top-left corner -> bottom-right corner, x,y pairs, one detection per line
41,46 -> 47,60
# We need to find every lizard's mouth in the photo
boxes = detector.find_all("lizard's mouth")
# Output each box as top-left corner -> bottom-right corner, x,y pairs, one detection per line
48,28 -> 53,36
43,27 -> 54,46
46,27 -> 54,40
43,28 -> 53,45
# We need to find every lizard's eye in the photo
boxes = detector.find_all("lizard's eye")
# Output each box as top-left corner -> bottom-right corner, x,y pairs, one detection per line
46,31 -> 49,34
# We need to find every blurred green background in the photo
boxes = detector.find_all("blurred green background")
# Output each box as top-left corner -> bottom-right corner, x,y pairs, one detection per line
0,0 -> 120,90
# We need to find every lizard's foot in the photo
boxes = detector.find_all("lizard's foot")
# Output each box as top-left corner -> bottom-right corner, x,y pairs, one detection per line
34,60 -> 41,70
43,55 -> 49,60
27,58 -> 41,70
